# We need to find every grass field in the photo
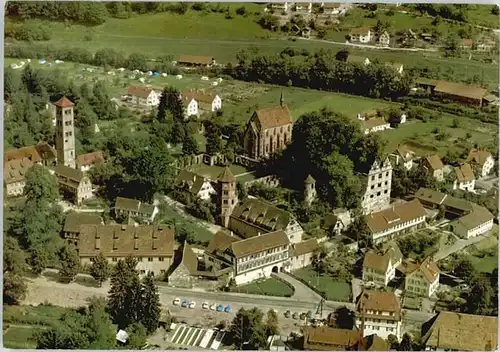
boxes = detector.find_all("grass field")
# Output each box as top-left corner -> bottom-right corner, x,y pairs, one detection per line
3,326 -> 38,349
188,164 -> 254,181
293,266 -> 351,301
469,252 -> 498,273
230,278 -> 295,297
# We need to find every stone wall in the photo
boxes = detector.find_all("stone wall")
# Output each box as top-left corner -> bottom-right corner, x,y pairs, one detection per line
168,263 -> 194,289
245,175 -> 281,188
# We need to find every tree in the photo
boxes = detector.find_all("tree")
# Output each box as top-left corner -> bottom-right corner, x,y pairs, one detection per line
444,34 -> 460,57
492,5 -> 499,15
346,215 -> 371,248
387,334 -> 400,350
335,48 -> 349,62
138,273 -> 161,334
182,134 -> 199,155
452,257 -> 476,283
236,181 -> 248,200
3,236 -> 28,305
90,252 -> 111,287
322,152 -> 362,209
205,130 -> 223,155
399,333 -> 412,351
28,246 -> 48,275
24,164 -> 59,205
85,297 -> 117,349
265,309 -> 279,336
157,86 -> 184,123
464,277 -> 494,315
333,306 -> 355,329
230,308 -> 266,350
127,323 -> 147,349
58,244 -> 81,282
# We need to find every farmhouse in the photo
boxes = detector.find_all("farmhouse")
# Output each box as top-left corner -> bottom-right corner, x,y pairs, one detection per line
53,164 -> 93,205
294,2 -> 312,13
322,208 -> 352,235
450,204 -> 494,239
422,154 -> 445,181
365,199 -> 427,245
181,90 -> 222,117
465,148 -> 495,177
459,38 -> 473,51
127,86 -> 161,107
4,158 -> 34,197
362,117 -> 390,135
302,326 -> 388,351
229,198 -> 304,244
362,242 -> 403,287
475,36 -> 497,52
290,238 -> 318,270
452,163 -> 475,192
77,224 -> 175,277
349,28 -> 372,43
390,145 -> 416,170
360,158 -> 392,215
378,31 -> 390,47
355,290 -> 402,340
415,79 -> 488,107
76,151 -> 104,173
421,311 -> 498,351
403,256 -> 440,298
4,142 -> 57,167
175,169 -> 216,200
114,196 -> 158,223
177,55 -> 215,67
63,212 -> 103,246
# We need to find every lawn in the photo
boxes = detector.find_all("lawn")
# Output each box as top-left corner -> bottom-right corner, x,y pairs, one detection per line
230,278 -> 294,297
469,252 -> 498,273
3,326 -> 38,349
188,164 -> 253,180
293,266 -> 351,302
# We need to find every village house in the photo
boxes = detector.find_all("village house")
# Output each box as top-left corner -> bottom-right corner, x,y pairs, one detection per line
114,196 -> 158,223
302,326 -> 388,351
362,242 -> 403,286
403,257 -> 440,298
355,290 -> 402,340
205,230 -> 291,285
4,142 -> 57,167
415,79 -> 488,107
267,2 -> 290,13
349,28 -> 372,43
459,38 -> 473,51
127,86 -> 161,107
62,212 -> 103,246
452,163 -> 475,192
77,224 -> 175,277
321,3 -> 346,16
177,55 -> 215,67
181,90 -> 222,117
421,311 -> 498,351
4,158 -> 34,197
366,199 -> 427,245
243,95 -> 293,160
289,238 -> 318,270
378,31 -> 390,47
361,158 -> 393,215
466,148 -> 495,178
168,241 -> 201,288
175,169 -> 216,200
53,164 -> 93,205
475,36 -> 497,52
76,151 -> 104,173
422,154 -> 445,181
294,2 -> 312,13
450,204 -> 494,239
322,208 -> 352,236
390,145 -> 416,171
229,197 -> 304,244
362,117 -> 391,135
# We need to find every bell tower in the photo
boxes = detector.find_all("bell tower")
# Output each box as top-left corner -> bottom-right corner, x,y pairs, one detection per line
53,96 -> 76,169
304,174 -> 317,206
217,167 -> 238,228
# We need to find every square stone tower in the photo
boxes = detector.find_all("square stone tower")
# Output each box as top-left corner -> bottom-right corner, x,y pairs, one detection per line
53,96 -> 76,169
361,158 -> 392,215
217,167 -> 238,228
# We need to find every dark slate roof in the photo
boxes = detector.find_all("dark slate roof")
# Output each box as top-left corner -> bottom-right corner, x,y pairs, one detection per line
230,198 -> 292,233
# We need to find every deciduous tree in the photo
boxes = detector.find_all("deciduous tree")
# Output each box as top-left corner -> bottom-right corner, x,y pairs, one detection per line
90,252 -> 111,286
58,244 -> 81,283
265,309 -> 279,336
230,308 -> 266,350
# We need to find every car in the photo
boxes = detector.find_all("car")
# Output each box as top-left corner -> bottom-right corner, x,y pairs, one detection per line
173,298 -> 181,306
181,299 -> 189,308
300,312 -> 307,320
189,302 -> 196,309
292,312 -> 299,320
216,304 -> 224,312
224,305 -> 231,313
307,311 -> 313,319
284,310 -> 291,318
210,304 -> 217,310
202,302 -> 209,309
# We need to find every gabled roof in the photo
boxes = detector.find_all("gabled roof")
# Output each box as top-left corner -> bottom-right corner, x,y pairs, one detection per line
466,148 -> 493,167
461,38 -> 473,46
293,238 -> 318,256
304,174 -> 315,184
178,55 -> 214,65
4,143 -> 56,165
363,250 -> 391,272
395,145 -> 415,162
350,27 -> 371,36
179,241 -> 199,275
303,326 -> 362,350
54,96 -> 74,108
253,105 -> 292,130
54,164 -> 85,183
217,167 -> 235,183
457,204 -> 494,230
406,256 -> 440,283
128,86 -> 155,99
182,90 -> 218,104
415,188 -> 447,206
454,163 -> 475,182
231,230 -> 289,258
357,290 -> 401,317
425,154 -> 444,171
63,212 -> 102,233
434,81 -> 488,100
76,151 -> 104,168
4,157 -> 34,184
115,197 -> 141,212
366,200 -> 427,234
363,117 -> 389,130
230,198 -> 292,235
204,230 -> 240,256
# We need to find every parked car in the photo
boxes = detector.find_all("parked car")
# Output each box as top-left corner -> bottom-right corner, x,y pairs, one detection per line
284,310 -> 291,318
202,302 -> 209,309
300,312 -> 307,320
216,304 -> 224,312
173,298 -> 181,306
181,299 -> 189,308
292,312 -> 299,320
224,305 -> 231,313
210,304 -> 217,310
189,302 -> 196,309
307,311 -> 313,319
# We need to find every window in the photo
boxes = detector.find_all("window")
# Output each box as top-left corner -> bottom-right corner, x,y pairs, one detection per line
140,270 -> 146,274
148,257 -> 153,262
385,181 -> 388,185
371,175 -> 375,181
385,172 -> 389,177
377,192 -> 381,196
371,185 -> 374,190
112,258 -> 118,262
160,270 -> 165,274
384,190 -> 388,194
223,200 -> 228,205
370,194 -> 374,199
223,190 -> 228,195
90,257 -> 95,262
159,257 -> 164,262
232,200 -> 235,205
378,174 -> 382,179
377,183 -> 381,188
137,257 -> 143,262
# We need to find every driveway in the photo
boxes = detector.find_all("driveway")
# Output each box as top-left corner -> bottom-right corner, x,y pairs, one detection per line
433,234 -> 490,261
273,272 -> 322,302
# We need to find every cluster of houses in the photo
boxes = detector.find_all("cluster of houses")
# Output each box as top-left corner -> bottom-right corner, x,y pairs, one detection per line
265,2 -> 350,16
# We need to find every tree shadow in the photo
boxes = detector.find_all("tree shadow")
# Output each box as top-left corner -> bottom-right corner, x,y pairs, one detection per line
74,275 -> 100,288
41,271 -> 100,287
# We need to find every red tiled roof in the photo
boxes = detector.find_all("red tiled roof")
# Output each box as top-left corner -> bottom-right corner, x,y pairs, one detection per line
54,96 -> 74,108
128,86 -> 155,99
76,151 -> 104,168
253,105 -> 293,130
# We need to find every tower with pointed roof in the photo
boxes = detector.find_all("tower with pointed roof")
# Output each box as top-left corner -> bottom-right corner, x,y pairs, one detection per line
217,167 -> 238,227
53,96 -> 76,169
304,174 -> 316,206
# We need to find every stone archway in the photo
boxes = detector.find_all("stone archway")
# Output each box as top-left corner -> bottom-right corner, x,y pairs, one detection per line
272,266 -> 279,273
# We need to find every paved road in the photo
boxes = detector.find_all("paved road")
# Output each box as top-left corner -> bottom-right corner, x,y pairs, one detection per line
297,37 -> 439,52
475,176 -> 498,191
433,234 -> 490,261
273,272 -> 322,302
58,201 -> 105,213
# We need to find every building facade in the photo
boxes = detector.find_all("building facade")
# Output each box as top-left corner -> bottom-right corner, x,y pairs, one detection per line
356,290 -> 402,340
290,238 -> 318,270
76,151 -> 104,173
182,91 -> 222,117
451,205 -> 494,239
53,164 -> 93,205
53,96 -> 76,169
390,145 -> 415,171
63,212 -> 103,246
379,31 -> 390,47
404,257 -> 440,298
422,154 -> 445,181
453,163 -> 475,192
4,158 -> 34,197
303,175 -> 317,206
114,196 -> 158,223
78,224 -> 175,277
466,148 -> 495,177
217,167 -> 238,228
175,169 -> 216,200
361,158 -> 392,215
349,28 -> 372,43
127,86 -> 161,107
362,242 -> 403,287
363,118 -> 391,134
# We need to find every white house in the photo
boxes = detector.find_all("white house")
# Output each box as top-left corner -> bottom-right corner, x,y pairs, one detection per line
294,2 -> 312,13
127,86 -> 161,107
175,169 -> 216,201
363,118 -> 391,135
182,91 -> 222,118
379,31 -> 390,47
323,208 -> 352,235
356,290 -> 402,340
267,2 -> 290,12
290,238 -> 318,270
365,200 -> 427,244
184,97 -> 199,117
390,145 -> 415,171
349,28 -> 372,43
404,257 -> 440,298
453,163 -> 475,192
76,151 -> 104,173
362,242 -> 403,287
451,204 -> 494,239
466,148 -> 495,178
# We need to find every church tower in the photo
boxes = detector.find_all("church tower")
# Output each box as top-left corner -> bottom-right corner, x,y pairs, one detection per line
217,167 -> 238,228
304,174 -> 317,206
53,96 -> 76,169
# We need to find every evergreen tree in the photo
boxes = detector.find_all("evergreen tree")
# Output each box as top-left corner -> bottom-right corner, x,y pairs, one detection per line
58,244 -> 81,282
28,245 -> 49,275
399,333 -> 412,351
138,273 -> 161,334
182,134 -> 199,155
90,252 -> 111,287
127,323 -> 147,349
265,309 -> 279,336
230,307 -> 266,350
3,236 -> 28,305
